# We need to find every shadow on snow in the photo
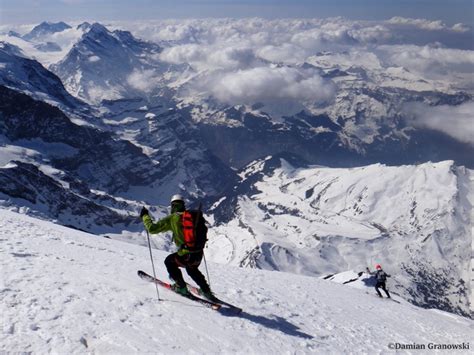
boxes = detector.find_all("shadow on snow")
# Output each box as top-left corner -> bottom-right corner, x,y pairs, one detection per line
219,308 -> 314,339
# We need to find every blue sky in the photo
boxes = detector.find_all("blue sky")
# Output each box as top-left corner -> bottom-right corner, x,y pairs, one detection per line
0,0 -> 473,25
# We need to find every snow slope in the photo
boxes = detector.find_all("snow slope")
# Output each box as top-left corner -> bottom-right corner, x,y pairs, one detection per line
1,209 -> 472,353
207,158 -> 472,316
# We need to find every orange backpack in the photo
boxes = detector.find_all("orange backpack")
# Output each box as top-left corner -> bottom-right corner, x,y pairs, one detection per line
181,210 -> 208,251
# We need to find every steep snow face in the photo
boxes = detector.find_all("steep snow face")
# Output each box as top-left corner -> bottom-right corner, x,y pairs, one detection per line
1,209 -> 472,353
207,158 -> 472,316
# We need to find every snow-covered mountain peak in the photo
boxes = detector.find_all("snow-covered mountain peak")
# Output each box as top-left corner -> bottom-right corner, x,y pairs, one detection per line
207,158 -> 472,316
23,21 -> 71,41
50,22 -> 164,103
82,22 -> 112,41
76,22 -> 92,31
6,30 -> 22,38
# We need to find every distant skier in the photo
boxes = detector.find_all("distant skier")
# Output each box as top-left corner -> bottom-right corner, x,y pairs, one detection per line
366,264 -> 391,298
140,194 -> 214,299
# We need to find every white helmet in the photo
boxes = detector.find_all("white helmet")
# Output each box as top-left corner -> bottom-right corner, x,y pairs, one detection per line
170,194 -> 184,204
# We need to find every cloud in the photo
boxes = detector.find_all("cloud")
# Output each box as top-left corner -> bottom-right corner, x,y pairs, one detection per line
290,25 -> 357,51
256,43 -> 308,64
195,66 -> 335,105
82,18 -> 473,112
160,43 -> 262,71
378,44 -> 474,79
349,25 -> 393,43
127,69 -> 161,92
405,101 -> 474,144
152,24 -> 202,42
452,23 -> 470,33
387,17 -> 447,31
386,17 -> 472,33
159,44 -> 205,65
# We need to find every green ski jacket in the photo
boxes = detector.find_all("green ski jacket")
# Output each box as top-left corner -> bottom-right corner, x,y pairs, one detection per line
142,213 -> 189,256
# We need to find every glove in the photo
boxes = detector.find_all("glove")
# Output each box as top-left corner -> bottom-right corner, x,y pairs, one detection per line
140,206 -> 149,218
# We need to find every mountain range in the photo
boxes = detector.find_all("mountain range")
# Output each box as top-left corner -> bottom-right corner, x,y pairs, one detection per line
0,20 -> 472,317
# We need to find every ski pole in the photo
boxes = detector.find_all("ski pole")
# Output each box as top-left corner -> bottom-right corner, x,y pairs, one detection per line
146,229 -> 161,301
203,251 -> 212,289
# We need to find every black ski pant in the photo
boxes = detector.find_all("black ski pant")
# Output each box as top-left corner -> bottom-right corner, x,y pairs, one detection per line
164,251 -> 210,293
375,281 -> 390,298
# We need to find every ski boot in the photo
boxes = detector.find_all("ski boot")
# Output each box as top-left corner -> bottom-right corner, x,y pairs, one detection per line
199,288 -> 217,302
172,284 -> 190,296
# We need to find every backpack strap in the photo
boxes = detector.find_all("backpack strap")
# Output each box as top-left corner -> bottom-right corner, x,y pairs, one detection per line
194,202 -> 202,239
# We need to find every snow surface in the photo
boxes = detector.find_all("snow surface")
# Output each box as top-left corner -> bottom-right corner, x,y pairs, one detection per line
1,209 -> 472,353
208,160 -> 472,316
0,27 -> 84,67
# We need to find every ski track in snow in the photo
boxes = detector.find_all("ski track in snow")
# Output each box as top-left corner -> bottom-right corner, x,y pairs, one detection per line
1,209 -> 472,354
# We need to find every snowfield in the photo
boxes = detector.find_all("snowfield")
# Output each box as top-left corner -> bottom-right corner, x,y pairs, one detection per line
208,159 -> 472,317
1,209 -> 472,354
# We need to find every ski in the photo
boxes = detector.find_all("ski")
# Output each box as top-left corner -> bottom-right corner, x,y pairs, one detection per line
137,270 -> 221,310
186,283 -> 242,313
367,292 -> 400,303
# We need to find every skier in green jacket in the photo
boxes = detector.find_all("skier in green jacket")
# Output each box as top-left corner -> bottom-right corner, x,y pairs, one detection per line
140,194 -> 213,299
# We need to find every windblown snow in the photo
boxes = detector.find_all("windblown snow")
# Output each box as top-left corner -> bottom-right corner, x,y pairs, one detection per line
1,209 -> 472,353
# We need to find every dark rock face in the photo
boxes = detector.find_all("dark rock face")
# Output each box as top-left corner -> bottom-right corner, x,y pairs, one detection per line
99,97 -> 238,201
0,85 -> 157,193
0,161 -> 138,233
0,44 -> 83,109
197,118 -> 358,170
193,88 -> 473,170
197,113 -> 474,170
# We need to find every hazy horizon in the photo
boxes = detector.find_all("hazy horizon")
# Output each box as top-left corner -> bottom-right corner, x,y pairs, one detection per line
1,0 -> 473,26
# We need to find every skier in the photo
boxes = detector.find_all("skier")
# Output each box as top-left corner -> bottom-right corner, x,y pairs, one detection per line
140,194 -> 214,299
366,264 -> 391,298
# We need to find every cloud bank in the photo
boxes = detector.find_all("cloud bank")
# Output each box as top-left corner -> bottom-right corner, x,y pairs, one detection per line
386,17 -> 470,32
405,102 -> 474,144
7,17 -> 472,140
113,17 -> 473,132
202,66 -> 335,105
